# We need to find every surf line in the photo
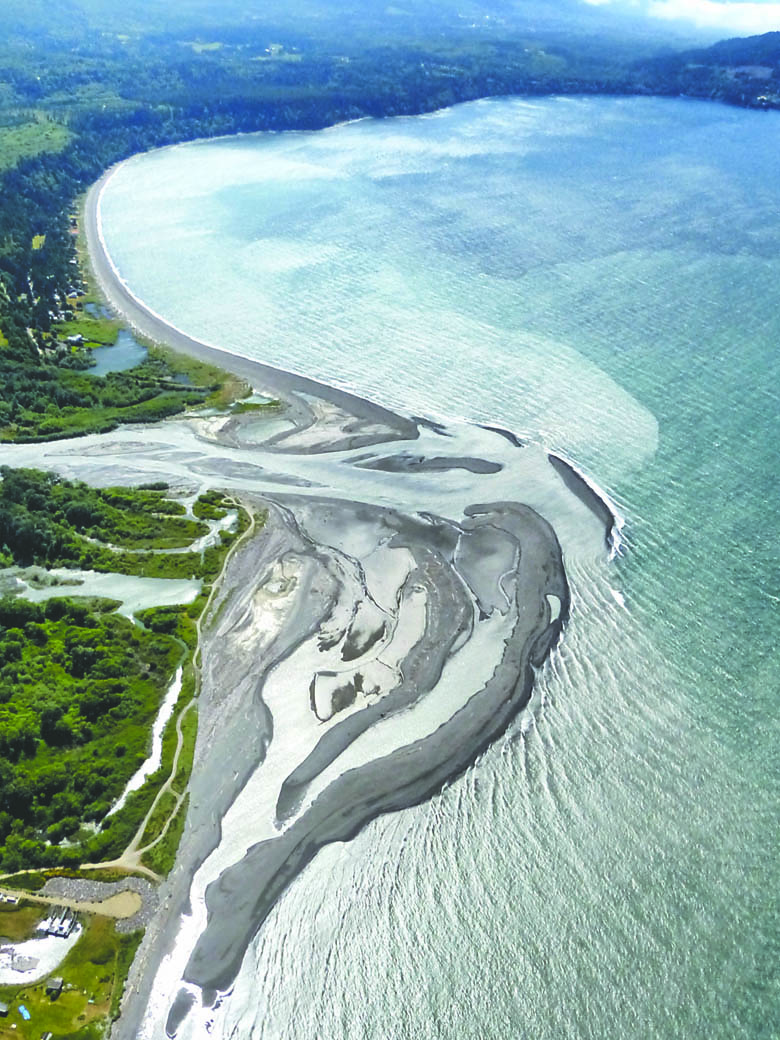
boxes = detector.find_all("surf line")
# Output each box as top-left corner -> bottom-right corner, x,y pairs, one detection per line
547,451 -> 625,559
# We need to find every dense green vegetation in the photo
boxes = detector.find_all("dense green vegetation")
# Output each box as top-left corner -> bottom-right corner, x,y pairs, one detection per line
0,594 -> 181,871
0,865 -> 147,890
0,467 -> 250,872
0,466 -> 208,562
0,7 -> 664,444
111,928 -> 144,1021
0,467 -> 246,580
142,794 -> 190,876
0,6 -> 775,1028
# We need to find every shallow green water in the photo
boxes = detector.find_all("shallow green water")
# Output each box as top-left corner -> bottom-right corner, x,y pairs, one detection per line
100,96 -> 779,1039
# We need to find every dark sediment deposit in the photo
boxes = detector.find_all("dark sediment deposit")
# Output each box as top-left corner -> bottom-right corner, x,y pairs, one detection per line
182,501 -> 569,1002
548,453 -> 616,549
19,168 -> 621,1039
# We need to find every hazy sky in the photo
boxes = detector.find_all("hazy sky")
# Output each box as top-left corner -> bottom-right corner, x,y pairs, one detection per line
582,0 -> 780,34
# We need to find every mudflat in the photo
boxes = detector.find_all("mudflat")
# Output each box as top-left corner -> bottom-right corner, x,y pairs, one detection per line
32,163 -> 620,1039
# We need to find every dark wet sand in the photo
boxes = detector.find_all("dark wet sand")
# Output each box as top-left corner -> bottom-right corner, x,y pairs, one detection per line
85,171 -> 418,451
182,501 -> 568,1003
355,452 -> 502,474
85,161 -> 604,1040
548,453 -> 615,548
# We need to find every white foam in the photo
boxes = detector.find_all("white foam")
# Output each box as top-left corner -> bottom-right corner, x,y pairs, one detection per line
549,450 -> 627,561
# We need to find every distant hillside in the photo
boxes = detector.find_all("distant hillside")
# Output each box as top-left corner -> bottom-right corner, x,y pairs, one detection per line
635,31 -> 780,109
699,30 -> 780,67
1,0 -> 702,47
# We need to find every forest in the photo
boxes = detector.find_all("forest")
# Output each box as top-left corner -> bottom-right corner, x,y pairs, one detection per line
0,592 -> 182,870
0,1 -> 777,869
0,467 -> 245,873
0,466 -> 236,579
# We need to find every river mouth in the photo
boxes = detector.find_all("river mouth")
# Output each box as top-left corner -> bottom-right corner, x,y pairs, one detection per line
21,93 -> 777,1040
0,96 -> 641,1039
2,329 -> 611,1039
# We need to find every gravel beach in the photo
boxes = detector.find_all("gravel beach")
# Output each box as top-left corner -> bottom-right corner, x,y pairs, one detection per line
73,162 -> 610,1039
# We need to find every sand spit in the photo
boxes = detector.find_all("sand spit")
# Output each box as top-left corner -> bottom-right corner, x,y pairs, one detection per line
86,168 -> 418,454
181,499 -> 568,1006
6,165 -> 622,1039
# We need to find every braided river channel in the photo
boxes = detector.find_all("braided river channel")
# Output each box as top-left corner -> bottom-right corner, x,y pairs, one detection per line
36,96 -> 780,1038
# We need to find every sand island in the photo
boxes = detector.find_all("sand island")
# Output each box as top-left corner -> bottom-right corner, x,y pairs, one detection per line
0,157 -> 617,1039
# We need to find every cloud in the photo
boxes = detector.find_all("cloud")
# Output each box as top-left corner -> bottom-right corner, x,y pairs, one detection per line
582,0 -> 780,34
648,0 -> 780,32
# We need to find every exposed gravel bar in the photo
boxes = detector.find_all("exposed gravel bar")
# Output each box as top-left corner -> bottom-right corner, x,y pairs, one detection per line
42,876 -> 159,933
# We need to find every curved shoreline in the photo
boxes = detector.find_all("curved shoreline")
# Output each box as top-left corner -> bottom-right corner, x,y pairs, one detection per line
548,453 -> 625,557
81,154 -> 617,1040
181,498 -> 570,1004
86,168 -> 418,444
86,161 -> 623,542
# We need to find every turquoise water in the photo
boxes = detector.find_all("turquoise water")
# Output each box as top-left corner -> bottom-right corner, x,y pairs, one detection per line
99,97 -> 779,1039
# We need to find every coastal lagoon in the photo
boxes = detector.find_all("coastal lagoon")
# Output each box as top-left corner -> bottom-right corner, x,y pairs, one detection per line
89,97 -> 780,1038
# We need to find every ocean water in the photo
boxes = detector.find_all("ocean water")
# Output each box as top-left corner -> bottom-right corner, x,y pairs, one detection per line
99,97 -> 779,1039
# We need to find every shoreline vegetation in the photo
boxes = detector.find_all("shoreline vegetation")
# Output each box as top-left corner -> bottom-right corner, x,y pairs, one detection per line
77,165 -> 598,1038
0,474 -> 253,873
0,191 -> 252,444
0,894 -> 143,1040
0,471 -> 254,1038
0,9 -> 774,1039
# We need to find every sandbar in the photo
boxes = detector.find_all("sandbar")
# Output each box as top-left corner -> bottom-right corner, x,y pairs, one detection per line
75,160 -> 612,1040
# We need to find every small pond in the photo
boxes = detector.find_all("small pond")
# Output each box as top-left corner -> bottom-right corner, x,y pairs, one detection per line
90,328 -> 148,376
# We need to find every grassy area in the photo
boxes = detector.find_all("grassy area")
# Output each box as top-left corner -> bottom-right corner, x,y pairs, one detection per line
96,665 -> 195,872
139,789 -> 178,848
0,118 -> 71,175
230,398 -> 282,414
145,341 -> 251,410
110,930 -> 143,1021
0,913 -> 138,1040
54,309 -> 120,347
141,795 -> 189,876
0,900 -> 45,941
50,867 -> 145,885
171,707 -> 198,795
31,235 -> 45,251
130,510 -> 252,874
